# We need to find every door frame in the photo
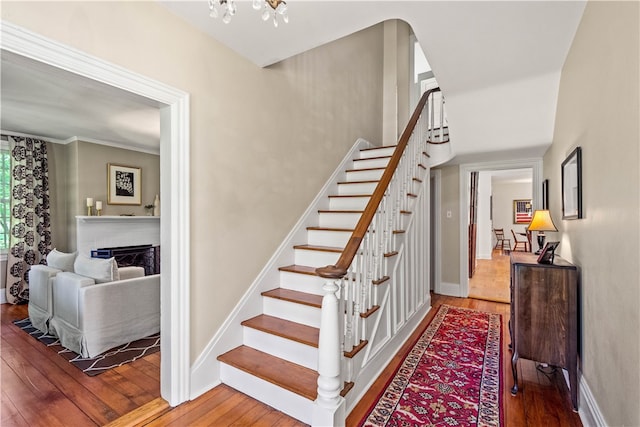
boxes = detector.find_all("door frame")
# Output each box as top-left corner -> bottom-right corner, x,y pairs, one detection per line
458,158 -> 542,298
1,21 -> 191,406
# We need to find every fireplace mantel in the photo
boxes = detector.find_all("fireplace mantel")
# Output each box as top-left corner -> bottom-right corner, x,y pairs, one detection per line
76,215 -> 160,257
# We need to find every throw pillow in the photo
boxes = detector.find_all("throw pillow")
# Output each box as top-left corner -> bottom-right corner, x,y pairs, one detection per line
46,248 -> 77,272
74,256 -> 120,283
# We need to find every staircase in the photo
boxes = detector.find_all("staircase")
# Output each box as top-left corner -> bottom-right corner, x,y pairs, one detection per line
217,145 -> 395,424
210,88 -> 451,426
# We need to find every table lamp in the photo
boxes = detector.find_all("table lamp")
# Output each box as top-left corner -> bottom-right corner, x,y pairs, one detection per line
528,210 -> 558,254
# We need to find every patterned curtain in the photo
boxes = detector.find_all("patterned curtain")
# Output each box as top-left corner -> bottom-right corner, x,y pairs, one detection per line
4,136 -> 51,304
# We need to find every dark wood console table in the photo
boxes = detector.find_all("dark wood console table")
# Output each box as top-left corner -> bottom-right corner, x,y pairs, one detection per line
510,252 -> 578,410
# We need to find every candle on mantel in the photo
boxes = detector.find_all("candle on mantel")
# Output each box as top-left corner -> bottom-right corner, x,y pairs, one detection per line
95,201 -> 102,210
86,197 -> 94,207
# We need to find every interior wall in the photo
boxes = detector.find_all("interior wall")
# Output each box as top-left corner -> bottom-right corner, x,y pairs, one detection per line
543,1 -> 639,425
1,1 -> 386,362
75,141 -> 160,219
439,164 -> 460,287
491,181 -> 532,245
47,141 -> 70,252
382,20 -> 411,146
475,172 -> 492,259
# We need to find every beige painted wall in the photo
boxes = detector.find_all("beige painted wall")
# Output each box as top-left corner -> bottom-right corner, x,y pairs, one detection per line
1,2 -> 386,361
439,165 -> 460,286
47,141 -> 71,252
75,141 -> 160,218
543,1 -> 639,424
492,181 -> 532,238
45,140 -> 160,253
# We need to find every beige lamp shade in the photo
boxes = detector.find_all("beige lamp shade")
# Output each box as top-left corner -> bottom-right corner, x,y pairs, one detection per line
528,210 -> 558,232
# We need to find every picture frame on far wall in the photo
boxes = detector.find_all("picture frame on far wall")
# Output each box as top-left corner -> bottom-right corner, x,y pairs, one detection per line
561,147 -> 582,219
513,199 -> 533,224
108,164 -> 141,205
542,179 -> 549,210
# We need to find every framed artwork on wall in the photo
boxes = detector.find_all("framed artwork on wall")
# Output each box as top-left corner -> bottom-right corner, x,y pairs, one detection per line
108,164 -> 141,205
513,199 -> 533,224
542,179 -> 549,210
561,147 -> 582,219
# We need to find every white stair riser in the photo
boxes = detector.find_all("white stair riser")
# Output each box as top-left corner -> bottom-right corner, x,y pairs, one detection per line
359,147 -> 395,159
280,271 -> 325,295
329,196 -> 370,210
318,212 -> 360,229
294,249 -> 341,267
263,297 -> 321,328
306,229 -> 352,247
279,271 -> 326,295
345,169 -> 384,182
219,364 -> 314,425
338,182 -> 378,195
243,328 -> 318,370
352,157 -> 390,170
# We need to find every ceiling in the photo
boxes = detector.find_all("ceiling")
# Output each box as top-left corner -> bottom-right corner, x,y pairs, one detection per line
1,1 -> 586,160
1,50 -> 162,153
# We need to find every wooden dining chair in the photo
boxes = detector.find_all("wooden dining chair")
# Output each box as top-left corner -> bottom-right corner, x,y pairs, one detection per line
493,228 -> 511,253
511,229 -> 530,252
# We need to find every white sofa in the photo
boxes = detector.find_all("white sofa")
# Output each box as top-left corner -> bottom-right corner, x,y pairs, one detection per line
28,264 -> 63,334
50,269 -> 160,358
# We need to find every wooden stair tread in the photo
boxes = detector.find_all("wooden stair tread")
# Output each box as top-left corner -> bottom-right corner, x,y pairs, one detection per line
262,288 -> 323,308
307,226 -> 354,232
336,180 -> 379,185
353,155 -> 392,162
345,167 -> 386,173
218,346 -> 318,401
279,264 -> 319,276
318,209 -> 364,214
242,314 -> 319,347
360,145 -> 397,152
293,244 -> 343,253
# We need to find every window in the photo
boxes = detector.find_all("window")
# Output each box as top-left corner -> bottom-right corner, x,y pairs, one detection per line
1,139 -> 10,256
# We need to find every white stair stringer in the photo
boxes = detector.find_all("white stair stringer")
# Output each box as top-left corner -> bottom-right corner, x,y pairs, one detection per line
195,135 -> 433,426
189,138 -> 374,400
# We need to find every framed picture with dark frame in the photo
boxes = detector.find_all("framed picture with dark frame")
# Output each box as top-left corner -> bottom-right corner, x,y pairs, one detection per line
542,179 -> 549,210
108,164 -> 141,205
561,147 -> 582,219
537,241 -> 560,264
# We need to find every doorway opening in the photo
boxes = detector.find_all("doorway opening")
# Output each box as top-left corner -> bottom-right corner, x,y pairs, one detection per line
459,159 -> 542,299
2,21 -> 191,406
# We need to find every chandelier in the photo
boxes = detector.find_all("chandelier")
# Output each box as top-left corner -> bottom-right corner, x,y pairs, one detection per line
208,0 -> 289,27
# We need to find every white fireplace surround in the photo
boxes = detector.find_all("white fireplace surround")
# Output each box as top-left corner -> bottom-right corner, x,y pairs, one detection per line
76,216 -> 161,258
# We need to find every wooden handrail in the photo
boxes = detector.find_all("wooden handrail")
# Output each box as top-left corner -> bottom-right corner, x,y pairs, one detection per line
316,87 -> 441,279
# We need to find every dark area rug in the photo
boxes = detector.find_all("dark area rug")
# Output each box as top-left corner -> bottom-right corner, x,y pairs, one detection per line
361,304 -> 503,426
13,317 -> 160,376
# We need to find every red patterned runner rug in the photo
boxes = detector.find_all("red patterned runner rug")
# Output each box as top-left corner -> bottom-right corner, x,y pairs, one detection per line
361,304 -> 503,426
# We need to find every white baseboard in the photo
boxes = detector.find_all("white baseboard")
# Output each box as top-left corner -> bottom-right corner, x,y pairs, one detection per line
438,281 -> 461,297
0,291 -> 6,305
577,372 -> 607,427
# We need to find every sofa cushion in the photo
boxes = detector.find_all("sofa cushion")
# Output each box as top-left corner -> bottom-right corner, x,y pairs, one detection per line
46,249 -> 77,272
74,256 -> 119,283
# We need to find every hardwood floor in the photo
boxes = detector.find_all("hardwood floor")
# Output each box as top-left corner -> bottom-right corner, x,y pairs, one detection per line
1,302 -> 162,426
468,248 -> 511,303
347,294 -> 582,427
2,292 -> 582,426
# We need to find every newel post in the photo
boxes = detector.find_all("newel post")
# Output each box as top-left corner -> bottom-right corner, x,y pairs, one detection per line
313,279 -> 346,427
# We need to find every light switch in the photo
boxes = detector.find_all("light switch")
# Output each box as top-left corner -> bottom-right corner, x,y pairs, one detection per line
446,210 -> 452,218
